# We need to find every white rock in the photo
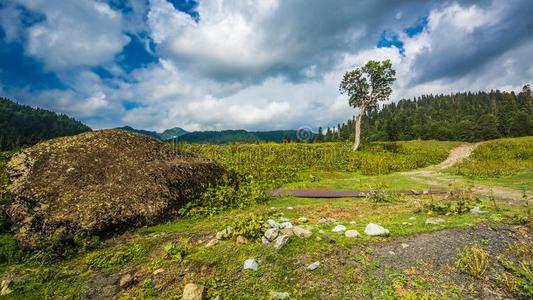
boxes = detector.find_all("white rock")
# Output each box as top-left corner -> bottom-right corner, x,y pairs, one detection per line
364,223 -> 390,236
216,227 -> 233,240
344,230 -> 360,238
267,219 -> 281,229
401,243 -> 409,248
292,226 -> 313,238
205,239 -> 219,247
401,222 -> 412,226
408,217 -> 416,221
318,229 -> 325,234
425,217 -> 445,225
389,251 -> 395,255
270,291 -> 290,299
273,235 -> 290,250
236,236 -> 248,244
349,221 -> 356,224
243,259 -> 259,271
297,217 -> 309,223
315,237 -> 322,241
307,261 -> 320,270
332,224 -> 347,233
262,236 -> 270,244
280,222 -> 293,229
264,228 -> 280,242
287,207 -> 294,210
470,206 -> 487,214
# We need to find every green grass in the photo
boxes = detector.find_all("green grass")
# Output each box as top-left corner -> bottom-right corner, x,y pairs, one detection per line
451,136 -> 533,179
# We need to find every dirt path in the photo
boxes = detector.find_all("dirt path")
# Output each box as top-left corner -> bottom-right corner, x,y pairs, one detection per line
404,143 -> 529,202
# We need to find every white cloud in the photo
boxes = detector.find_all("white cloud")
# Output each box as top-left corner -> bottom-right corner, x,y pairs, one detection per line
14,0 -> 130,70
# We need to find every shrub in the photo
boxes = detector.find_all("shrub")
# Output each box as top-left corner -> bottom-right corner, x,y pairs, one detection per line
455,245 -> 489,279
162,240 -> 190,262
424,190 -> 481,215
228,214 -> 266,239
0,234 -> 26,264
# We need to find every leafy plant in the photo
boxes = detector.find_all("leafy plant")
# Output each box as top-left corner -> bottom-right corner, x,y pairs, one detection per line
228,214 -> 265,239
455,245 -> 489,279
162,240 -> 190,262
424,190 -> 481,215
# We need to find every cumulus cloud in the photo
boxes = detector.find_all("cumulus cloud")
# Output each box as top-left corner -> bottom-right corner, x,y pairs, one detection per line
1,0 -> 532,131
11,0 -> 130,70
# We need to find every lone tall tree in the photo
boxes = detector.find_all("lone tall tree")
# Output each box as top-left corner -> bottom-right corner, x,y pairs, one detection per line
339,60 -> 396,150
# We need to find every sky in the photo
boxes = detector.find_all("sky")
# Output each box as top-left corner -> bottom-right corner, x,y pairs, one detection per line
0,0 -> 532,131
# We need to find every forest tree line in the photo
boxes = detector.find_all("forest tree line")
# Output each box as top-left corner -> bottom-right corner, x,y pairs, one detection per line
317,86 -> 533,143
0,97 -> 91,151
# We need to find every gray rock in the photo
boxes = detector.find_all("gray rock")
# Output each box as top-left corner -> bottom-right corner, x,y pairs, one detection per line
261,236 -> 270,244
273,235 -> 290,250
264,228 -> 280,241
425,217 -> 445,225
119,274 -> 134,289
344,230 -> 360,238
307,261 -> 320,270
322,234 -> 336,243
267,219 -> 281,229
216,227 -> 233,240
332,224 -> 346,233
318,217 -> 336,224
292,226 -> 312,238
182,283 -> 205,300
280,222 -> 293,229
243,259 -> 259,271
270,291 -> 290,299
280,228 -> 295,237
364,223 -> 390,236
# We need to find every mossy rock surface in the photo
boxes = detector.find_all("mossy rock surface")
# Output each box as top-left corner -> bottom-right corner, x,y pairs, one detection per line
5,129 -> 227,249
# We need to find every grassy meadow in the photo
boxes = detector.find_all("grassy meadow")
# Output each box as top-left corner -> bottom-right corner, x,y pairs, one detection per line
0,138 -> 531,299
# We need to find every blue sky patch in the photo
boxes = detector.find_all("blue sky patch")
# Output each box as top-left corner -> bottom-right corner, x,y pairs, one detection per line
377,30 -> 405,55
404,16 -> 428,37
168,0 -> 200,22
116,34 -> 158,73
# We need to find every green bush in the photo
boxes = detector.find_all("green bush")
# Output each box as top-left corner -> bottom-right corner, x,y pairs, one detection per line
229,214 -> 265,239
0,234 -> 26,264
162,241 -> 190,262
424,190 -> 481,215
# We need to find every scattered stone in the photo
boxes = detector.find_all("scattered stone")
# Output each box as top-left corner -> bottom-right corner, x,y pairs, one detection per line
205,239 -> 219,247
401,222 -> 412,226
345,230 -> 360,238
307,261 -> 320,270
332,224 -> 346,233
322,234 -> 336,243
287,207 -> 294,210
408,217 -> 416,221
364,223 -> 390,236
292,226 -> 313,238
315,236 -> 322,241
389,251 -> 395,255
153,268 -> 165,276
119,274 -> 134,289
425,217 -> 445,225
349,221 -> 356,224
262,236 -> 270,244
470,206 -> 488,214
1,280 -> 13,296
267,219 -> 281,229
280,228 -> 295,237
243,259 -> 259,271
279,217 -> 290,222
182,283 -> 205,300
318,217 -> 336,224
280,222 -> 293,229
401,243 -> 409,249
236,236 -> 248,244
273,235 -> 290,250
270,291 -> 290,299
318,229 -> 325,234
264,228 -> 280,241
297,217 -> 309,223
216,227 -> 233,240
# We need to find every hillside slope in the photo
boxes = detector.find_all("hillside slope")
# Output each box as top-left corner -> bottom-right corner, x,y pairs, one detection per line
0,97 -> 91,150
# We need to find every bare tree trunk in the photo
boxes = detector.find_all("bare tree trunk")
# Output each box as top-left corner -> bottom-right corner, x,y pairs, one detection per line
353,110 -> 363,151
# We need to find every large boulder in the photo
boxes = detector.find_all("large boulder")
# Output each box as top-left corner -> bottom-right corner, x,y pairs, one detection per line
5,130 -> 227,249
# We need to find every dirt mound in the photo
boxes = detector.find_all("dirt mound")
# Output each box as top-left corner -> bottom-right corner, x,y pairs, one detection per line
5,130 -> 227,249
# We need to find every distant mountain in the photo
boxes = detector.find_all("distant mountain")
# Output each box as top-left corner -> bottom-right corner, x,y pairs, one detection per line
0,97 -> 91,151
159,127 -> 189,140
175,129 -> 299,144
116,126 -> 189,141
